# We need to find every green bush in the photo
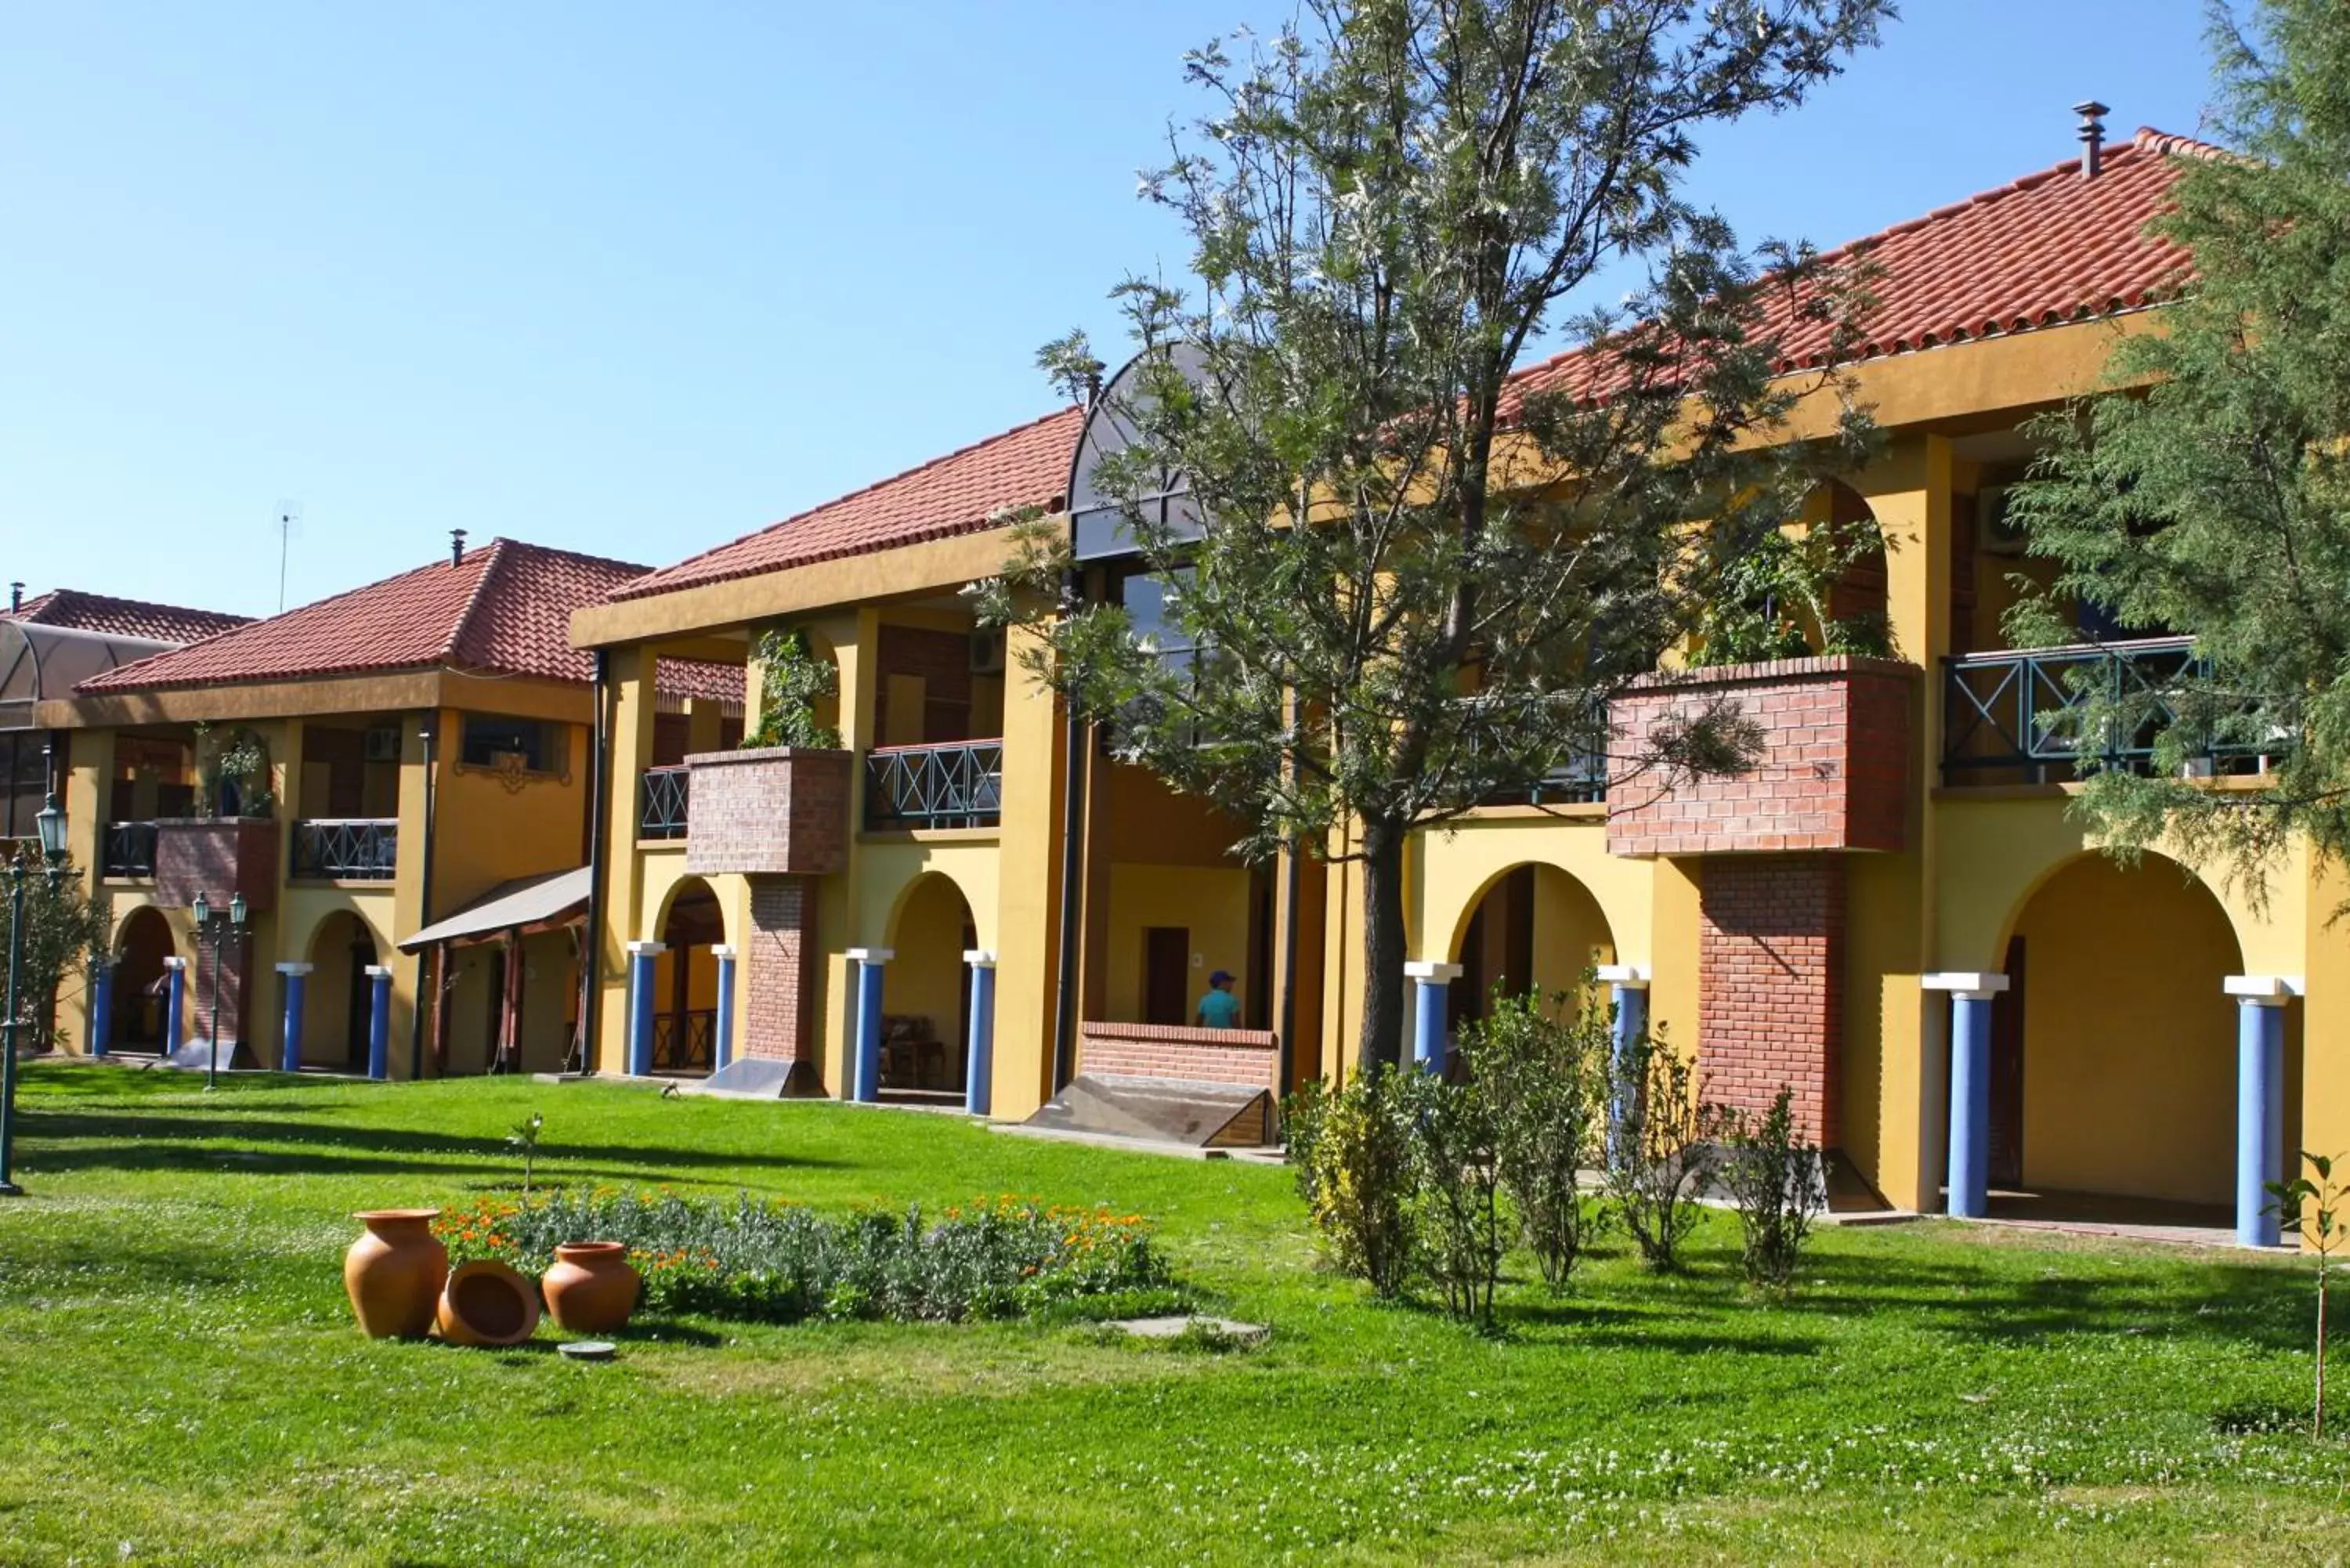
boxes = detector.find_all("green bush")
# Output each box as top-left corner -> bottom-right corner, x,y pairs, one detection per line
1709,1086 -> 1824,1291
1603,1022 -> 1716,1271
1466,988 -> 1608,1293
745,629 -> 841,750
1399,1069 -> 1508,1328
434,1190 -> 1178,1324
1284,1068 -> 1419,1299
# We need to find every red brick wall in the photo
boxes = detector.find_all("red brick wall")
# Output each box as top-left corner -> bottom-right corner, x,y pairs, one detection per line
1607,657 -> 1912,857
1079,1022 -> 1280,1090
189,935 -> 252,1050
1697,854 -> 1843,1146
743,877 -> 817,1075
154,819 -> 280,913
683,749 -> 850,876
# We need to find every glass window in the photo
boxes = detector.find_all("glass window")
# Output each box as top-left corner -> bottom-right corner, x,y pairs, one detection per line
461,714 -> 553,771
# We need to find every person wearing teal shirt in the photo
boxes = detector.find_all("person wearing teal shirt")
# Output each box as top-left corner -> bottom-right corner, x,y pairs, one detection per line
1195,970 -> 1241,1029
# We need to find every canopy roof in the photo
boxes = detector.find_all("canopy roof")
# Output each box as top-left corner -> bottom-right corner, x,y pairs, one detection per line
399,865 -> 589,952
0,621 -> 176,729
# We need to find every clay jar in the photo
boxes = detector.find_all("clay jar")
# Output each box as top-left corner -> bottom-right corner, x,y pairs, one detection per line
436,1259 -> 543,1347
345,1209 -> 448,1339
541,1241 -> 642,1334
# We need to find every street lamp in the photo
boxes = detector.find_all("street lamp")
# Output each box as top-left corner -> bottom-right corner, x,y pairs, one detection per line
0,766 -> 68,1197
190,889 -> 249,1092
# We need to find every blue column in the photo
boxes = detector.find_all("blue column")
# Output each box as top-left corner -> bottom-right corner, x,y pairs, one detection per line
625,941 -> 663,1078
364,965 -> 392,1082
89,960 -> 114,1060
848,948 -> 891,1102
277,963 -> 311,1075
2229,977 -> 2294,1248
1405,960 -> 1462,1074
163,958 -> 186,1059
1925,973 -> 2008,1220
711,945 -> 737,1074
964,950 -> 996,1117
1596,966 -> 1651,1162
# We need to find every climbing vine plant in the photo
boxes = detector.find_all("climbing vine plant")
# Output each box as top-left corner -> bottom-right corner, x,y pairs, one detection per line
745,630 -> 841,750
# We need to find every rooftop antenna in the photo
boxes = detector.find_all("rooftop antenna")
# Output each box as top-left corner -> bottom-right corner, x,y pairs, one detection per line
274,500 -> 302,613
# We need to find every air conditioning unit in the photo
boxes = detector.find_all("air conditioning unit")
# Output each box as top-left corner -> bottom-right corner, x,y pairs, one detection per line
969,628 -> 1007,676
1978,486 -> 2029,557
363,725 -> 402,763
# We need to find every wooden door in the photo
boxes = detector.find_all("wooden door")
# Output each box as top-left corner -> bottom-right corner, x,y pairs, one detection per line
1987,936 -> 2026,1189
1143,927 -> 1190,1026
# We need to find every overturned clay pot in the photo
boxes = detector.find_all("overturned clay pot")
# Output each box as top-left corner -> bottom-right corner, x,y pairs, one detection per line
436,1259 -> 542,1347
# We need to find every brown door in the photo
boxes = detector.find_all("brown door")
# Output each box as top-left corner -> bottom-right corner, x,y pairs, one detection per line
1987,936 -> 2026,1188
1144,927 -> 1190,1026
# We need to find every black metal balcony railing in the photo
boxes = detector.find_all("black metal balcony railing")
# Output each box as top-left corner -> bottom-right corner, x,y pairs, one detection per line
102,821 -> 159,878
1943,637 -> 2276,784
292,818 -> 400,880
1464,692 -> 1610,807
864,739 -> 1005,830
639,765 -> 690,840
652,1008 -> 716,1073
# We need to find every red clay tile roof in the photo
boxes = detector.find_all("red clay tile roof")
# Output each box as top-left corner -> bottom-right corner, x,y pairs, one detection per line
613,128 -> 2214,609
7,589 -> 251,645
605,405 -> 1083,604
1512,126 -> 2208,406
75,540 -> 725,696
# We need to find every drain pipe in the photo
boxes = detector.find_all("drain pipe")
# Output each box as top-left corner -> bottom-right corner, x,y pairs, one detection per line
1278,836 -> 1300,1097
578,649 -> 611,1076
407,714 -> 439,1081
1050,576 -> 1087,1092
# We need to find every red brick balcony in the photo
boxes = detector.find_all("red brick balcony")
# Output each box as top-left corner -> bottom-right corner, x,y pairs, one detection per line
1606,656 -> 1916,856
681,747 -> 851,876
152,818 -> 280,913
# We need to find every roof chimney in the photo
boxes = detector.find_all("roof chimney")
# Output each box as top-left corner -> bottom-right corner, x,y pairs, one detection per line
449,528 -> 468,567
7,583 -> 20,614
2075,99 -> 2110,179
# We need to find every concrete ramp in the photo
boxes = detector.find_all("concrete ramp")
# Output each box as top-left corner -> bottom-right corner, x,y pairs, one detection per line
1023,1073 -> 1274,1151
161,1038 -> 249,1074
678,1059 -> 822,1100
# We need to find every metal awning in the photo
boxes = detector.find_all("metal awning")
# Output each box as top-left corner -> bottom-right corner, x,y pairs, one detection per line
0,621 -> 175,729
398,865 -> 590,951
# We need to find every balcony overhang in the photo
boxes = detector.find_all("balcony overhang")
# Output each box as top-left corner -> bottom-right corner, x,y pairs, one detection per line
682,747 -> 851,876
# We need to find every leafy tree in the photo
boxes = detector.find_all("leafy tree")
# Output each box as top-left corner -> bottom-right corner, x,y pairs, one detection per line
1,853 -> 110,1053
2008,0 -> 2350,892
989,0 -> 1888,1068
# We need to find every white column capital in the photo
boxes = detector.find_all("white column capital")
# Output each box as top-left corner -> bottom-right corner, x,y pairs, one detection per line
709,944 -> 737,961
274,962 -> 315,977
963,948 -> 998,969
1595,963 -> 1651,990
1404,959 -> 1464,983
2225,974 -> 2305,1006
624,940 -> 667,957
363,964 -> 392,979
846,947 -> 895,964
162,956 -> 187,972
1922,971 -> 2008,1001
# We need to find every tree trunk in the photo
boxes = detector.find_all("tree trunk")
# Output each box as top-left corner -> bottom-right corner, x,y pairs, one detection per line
1356,817 -> 1408,1072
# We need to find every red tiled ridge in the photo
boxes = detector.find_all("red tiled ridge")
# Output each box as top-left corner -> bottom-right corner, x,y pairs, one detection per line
76,540 -> 713,695
605,405 -> 1083,604
7,589 -> 251,645
617,127 -> 2216,609
1510,126 -> 2214,408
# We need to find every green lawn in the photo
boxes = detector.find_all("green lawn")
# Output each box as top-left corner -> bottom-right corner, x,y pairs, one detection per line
1,1064 -> 2340,1566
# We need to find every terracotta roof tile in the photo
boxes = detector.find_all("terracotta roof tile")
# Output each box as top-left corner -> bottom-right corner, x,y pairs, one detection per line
76,540 -> 674,695
616,128 -> 2215,609
606,405 -> 1083,603
7,589 -> 251,645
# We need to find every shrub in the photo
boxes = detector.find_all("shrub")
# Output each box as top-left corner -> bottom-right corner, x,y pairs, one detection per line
1603,1022 -> 1715,1270
1709,1086 -> 1824,1291
745,629 -> 841,750
1285,1067 -> 1419,1299
1399,1069 -> 1508,1328
1467,988 -> 1608,1293
432,1190 -> 1178,1324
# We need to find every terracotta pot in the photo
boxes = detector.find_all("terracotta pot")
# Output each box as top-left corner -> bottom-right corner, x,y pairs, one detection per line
436,1259 -> 542,1347
541,1241 -> 642,1334
345,1209 -> 448,1339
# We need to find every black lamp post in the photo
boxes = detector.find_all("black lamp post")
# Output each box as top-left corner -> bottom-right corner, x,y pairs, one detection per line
190,888 -> 248,1092
0,769 -> 70,1197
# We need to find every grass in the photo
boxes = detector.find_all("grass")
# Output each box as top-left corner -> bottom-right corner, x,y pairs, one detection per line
2,1062 -> 2343,1566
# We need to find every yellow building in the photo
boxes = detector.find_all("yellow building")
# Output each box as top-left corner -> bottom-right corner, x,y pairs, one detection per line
558,124 -> 2327,1248
38,537 -> 736,1078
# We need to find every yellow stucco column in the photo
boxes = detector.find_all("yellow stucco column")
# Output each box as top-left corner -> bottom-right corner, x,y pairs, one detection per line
593,649 -> 659,1074
811,610 -> 878,1097
990,615 -> 1065,1119
58,728 -> 114,1055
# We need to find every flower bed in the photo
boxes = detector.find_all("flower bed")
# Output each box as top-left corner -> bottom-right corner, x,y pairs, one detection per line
432,1190 -> 1181,1324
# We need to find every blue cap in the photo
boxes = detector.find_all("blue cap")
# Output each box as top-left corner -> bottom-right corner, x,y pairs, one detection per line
1209,970 -> 1234,986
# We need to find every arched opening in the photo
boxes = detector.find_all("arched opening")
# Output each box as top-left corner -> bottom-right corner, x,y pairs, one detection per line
880,872 -> 979,1100
304,911 -> 380,1071
653,879 -> 724,1075
111,906 -> 178,1053
1991,853 -> 2258,1211
1445,862 -> 1617,1037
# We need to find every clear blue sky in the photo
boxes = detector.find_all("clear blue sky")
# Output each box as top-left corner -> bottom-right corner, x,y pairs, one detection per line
2,2 -> 2219,620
